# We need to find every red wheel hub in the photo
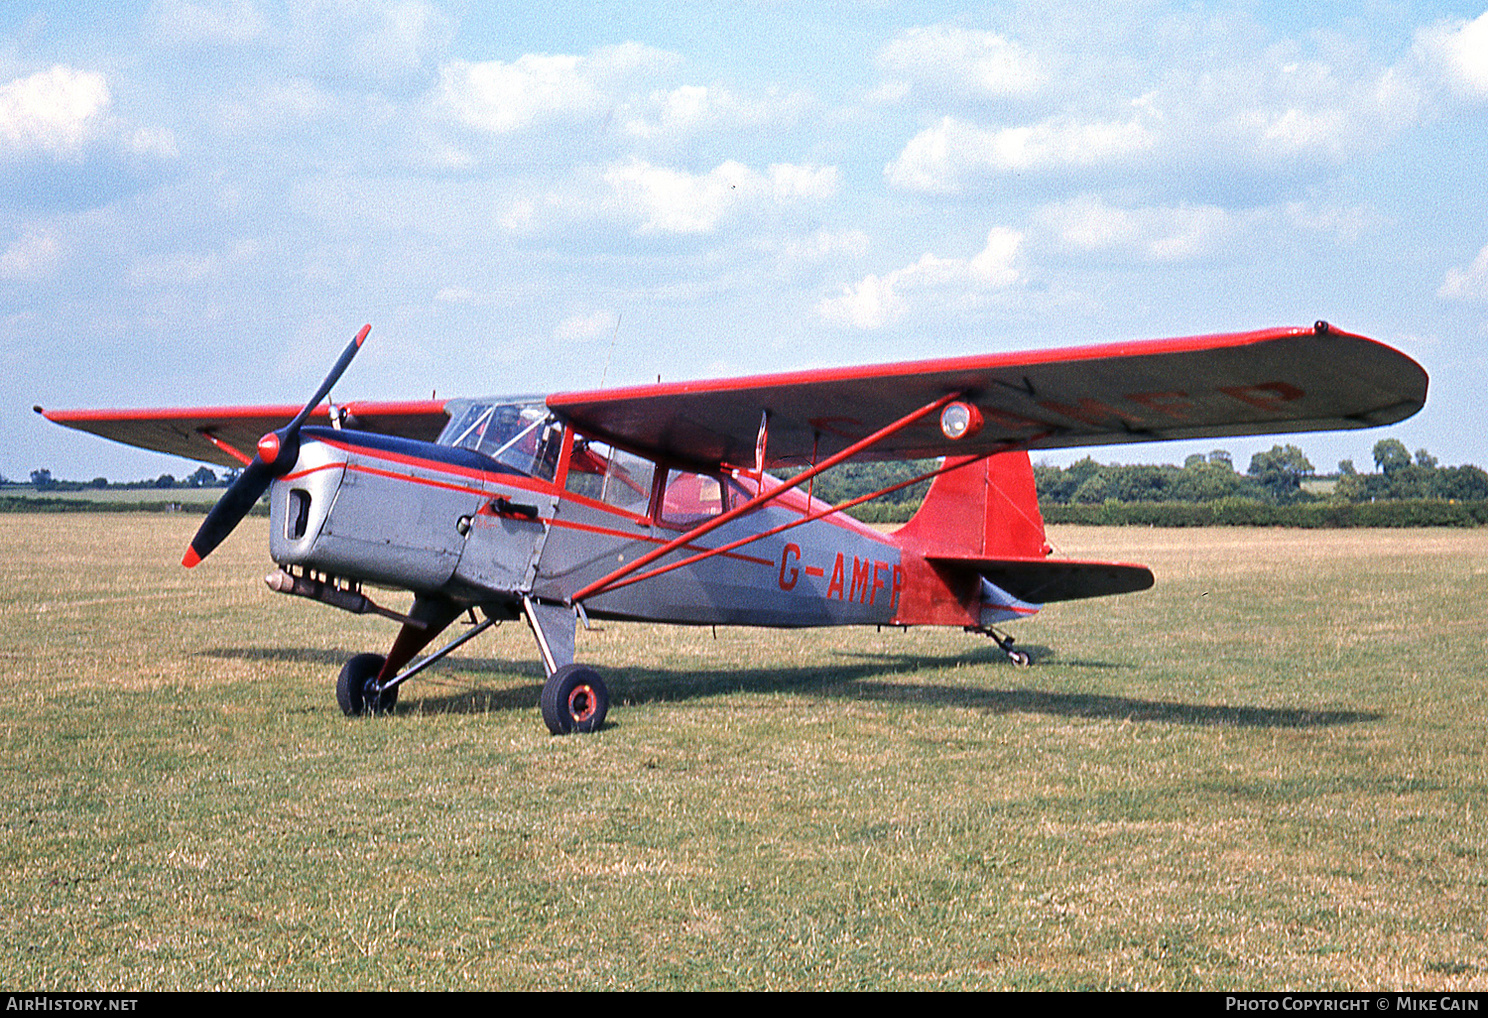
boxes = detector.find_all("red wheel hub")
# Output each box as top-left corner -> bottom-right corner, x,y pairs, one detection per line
567,684 -> 596,722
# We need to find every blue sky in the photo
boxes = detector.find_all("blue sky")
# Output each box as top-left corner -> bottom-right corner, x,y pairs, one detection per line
6,1 -> 1487,481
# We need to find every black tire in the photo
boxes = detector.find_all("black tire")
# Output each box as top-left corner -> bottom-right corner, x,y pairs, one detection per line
1008,650 -> 1032,668
337,653 -> 398,716
540,663 -> 609,735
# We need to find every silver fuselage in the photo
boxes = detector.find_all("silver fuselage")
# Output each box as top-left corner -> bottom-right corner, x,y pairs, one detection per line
267,422 -> 924,628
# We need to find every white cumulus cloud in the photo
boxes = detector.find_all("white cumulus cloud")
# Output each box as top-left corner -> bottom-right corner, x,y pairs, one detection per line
1439,244 -> 1488,302
0,66 -> 111,160
876,25 -> 1046,100
605,158 -> 837,235
620,83 -> 809,142
885,114 -> 1154,193
438,54 -> 601,134
818,227 -> 1023,329
1414,10 -> 1488,99
878,19 -> 1471,198
437,43 -> 677,135
1033,195 -> 1236,262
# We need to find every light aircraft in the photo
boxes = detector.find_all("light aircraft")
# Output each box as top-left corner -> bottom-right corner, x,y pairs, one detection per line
38,321 -> 1427,734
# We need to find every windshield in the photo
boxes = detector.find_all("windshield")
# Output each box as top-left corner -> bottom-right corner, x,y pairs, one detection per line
438,397 -> 561,480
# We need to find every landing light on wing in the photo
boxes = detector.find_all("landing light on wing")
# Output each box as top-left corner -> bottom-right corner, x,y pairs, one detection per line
940,401 -> 984,441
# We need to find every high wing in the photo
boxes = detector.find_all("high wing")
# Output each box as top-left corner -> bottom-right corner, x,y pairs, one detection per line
38,400 -> 449,470
547,324 -> 1427,469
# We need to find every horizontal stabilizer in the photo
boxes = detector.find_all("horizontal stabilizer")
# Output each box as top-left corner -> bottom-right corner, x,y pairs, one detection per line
931,556 -> 1156,604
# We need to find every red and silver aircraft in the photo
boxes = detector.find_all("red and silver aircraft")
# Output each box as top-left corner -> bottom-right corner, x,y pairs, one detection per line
39,321 -> 1427,734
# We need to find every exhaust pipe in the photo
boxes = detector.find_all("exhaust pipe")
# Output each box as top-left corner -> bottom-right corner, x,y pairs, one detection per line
265,568 -> 424,627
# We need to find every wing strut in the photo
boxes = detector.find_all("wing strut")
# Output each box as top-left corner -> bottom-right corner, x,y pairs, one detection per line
582,452 -> 993,599
568,390 -> 964,605
196,430 -> 254,467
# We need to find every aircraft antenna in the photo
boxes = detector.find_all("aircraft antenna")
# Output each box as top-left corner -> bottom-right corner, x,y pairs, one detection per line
599,312 -> 622,388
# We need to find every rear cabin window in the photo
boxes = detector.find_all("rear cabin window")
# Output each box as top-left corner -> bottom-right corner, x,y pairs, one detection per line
659,469 -> 728,527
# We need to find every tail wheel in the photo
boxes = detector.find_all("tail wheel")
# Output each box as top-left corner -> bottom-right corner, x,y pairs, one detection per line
541,663 -> 609,735
337,653 -> 399,716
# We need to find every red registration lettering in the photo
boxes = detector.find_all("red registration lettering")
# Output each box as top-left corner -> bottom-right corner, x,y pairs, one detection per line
778,543 -> 800,591
1126,390 -> 1193,419
849,556 -> 872,603
1218,381 -> 1304,411
827,553 -> 846,601
1035,397 -> 1145,428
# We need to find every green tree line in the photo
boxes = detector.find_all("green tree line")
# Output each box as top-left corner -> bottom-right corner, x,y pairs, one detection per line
813,439 -> 1487,525
11,466 -> 235,493
1036,439 -> 1488,506
13,439 -> 1485,526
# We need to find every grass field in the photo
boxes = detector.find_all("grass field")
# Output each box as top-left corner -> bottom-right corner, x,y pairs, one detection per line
2,514 -> 1484,990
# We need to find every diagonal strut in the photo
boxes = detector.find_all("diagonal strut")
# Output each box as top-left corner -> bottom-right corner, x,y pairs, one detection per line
568,390 -> 963,605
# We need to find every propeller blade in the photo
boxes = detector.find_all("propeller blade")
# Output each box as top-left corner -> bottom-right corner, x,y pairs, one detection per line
182,323 -> 372,568
182,459 -> 273,567
286,323 -> 371,434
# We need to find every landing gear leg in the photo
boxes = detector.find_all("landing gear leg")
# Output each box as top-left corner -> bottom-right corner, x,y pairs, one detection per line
525,597 -> 607,735
334,594 -> 465,719
967,626 -> 1031,667
993,630 -> 1031,667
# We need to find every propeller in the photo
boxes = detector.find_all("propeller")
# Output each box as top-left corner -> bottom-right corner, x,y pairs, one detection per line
183,324 -> 371,568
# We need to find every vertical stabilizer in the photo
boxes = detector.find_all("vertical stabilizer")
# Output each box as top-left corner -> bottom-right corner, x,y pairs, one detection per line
893,451 -> 1050,561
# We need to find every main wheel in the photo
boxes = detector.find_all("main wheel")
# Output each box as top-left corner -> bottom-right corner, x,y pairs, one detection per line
337,653 -> 399,716
541,663 -> 609,735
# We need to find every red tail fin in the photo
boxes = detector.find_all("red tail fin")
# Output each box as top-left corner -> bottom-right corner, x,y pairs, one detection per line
892,453 -> 1151,620
894,451 -> 1049,560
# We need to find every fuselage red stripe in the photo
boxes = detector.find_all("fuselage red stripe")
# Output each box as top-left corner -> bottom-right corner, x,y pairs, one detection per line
313,436 -> 554,496
292,443 -> 773,568
539,515 -> 775,567
299,436 -> 865,572
346,462 -> 488,497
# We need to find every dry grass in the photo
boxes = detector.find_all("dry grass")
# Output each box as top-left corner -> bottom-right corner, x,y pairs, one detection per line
1,515 -> 1485,990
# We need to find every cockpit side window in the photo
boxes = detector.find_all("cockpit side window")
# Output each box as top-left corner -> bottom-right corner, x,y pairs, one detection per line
565,439 -> 655,516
